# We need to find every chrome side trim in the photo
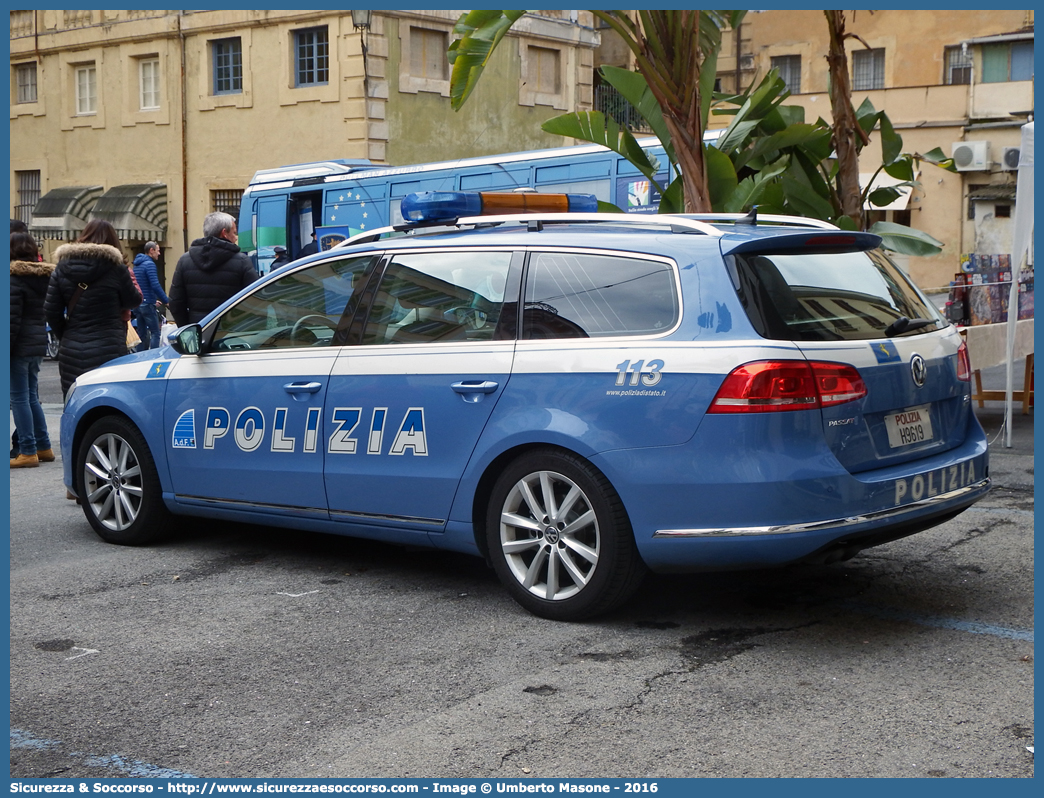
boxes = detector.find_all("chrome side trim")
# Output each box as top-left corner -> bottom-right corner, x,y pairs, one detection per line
175,495 -> 328,518
329,509 -> 445,527
652,478 -> 991,538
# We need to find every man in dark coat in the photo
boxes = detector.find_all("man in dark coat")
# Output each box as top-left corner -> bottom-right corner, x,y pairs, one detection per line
270,245 -> 292,270
298,230 -> 319,258
168,212 -> 259,326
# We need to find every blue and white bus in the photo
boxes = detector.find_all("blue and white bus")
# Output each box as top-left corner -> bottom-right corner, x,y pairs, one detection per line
237,137 -> 684,274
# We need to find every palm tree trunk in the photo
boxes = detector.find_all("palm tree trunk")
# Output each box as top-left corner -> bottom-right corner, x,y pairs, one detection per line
825,10 -> 864,228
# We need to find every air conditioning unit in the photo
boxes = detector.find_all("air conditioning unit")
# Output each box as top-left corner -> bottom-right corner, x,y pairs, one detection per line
951,140 -> 990,171
1000,146 -> 1021,171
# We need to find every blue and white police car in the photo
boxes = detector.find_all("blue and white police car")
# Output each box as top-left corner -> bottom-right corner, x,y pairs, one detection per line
62,191 -> 989,620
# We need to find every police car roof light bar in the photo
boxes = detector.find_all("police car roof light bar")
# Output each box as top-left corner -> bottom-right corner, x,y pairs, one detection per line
400,191 -> 599,224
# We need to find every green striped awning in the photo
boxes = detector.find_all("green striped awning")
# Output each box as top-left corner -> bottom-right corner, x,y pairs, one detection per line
29,185 -> 104,240
89,183 -> 168,241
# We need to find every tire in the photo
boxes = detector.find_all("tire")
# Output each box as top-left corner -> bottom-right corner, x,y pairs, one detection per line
46,331 -> 59,360
486,448 -> 647,621
75,416 -> 172,545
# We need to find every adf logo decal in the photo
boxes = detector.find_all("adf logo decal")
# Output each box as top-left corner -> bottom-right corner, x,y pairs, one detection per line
172,409 -> 196,449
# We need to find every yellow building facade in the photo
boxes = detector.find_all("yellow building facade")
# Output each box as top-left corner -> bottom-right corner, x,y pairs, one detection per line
711,9 -> 1034,289
10,9 -> 597,283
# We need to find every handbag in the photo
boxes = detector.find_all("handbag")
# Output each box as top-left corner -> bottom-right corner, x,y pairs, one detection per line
126,322 -> 141,349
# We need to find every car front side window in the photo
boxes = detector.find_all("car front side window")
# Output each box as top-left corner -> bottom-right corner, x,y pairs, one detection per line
211,255 -> 376,352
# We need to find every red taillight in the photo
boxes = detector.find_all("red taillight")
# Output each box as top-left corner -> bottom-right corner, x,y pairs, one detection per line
956,340 -> 971,382
813,361 -> 869,407
709,360 -> 867,413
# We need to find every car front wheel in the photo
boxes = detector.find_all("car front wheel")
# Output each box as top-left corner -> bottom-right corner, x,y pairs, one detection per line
76,416 -> 172,545
486,448 -> 646,621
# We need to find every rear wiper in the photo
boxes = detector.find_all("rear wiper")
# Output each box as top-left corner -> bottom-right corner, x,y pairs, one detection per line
884,316 -> 937,337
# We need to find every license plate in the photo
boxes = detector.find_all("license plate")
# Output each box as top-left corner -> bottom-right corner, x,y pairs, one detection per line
885,404 -> 934,448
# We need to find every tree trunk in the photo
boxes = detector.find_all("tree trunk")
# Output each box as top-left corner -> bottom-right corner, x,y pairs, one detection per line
636,12 -> 712,213
664,113 -> 712,213
824,10 -> 864,229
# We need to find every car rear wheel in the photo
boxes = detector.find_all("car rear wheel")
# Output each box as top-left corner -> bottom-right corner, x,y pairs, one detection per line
76,416 -> 172,545
486,448 -> 646,621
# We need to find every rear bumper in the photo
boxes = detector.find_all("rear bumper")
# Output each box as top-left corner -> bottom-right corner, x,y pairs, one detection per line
653,477 -> 989,539
593,410 -> 990,573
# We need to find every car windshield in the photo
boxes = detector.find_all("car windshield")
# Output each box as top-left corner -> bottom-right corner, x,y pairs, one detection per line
731,248 -> 944,341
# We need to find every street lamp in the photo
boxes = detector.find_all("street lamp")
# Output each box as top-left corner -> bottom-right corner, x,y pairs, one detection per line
349,10 -> 371,30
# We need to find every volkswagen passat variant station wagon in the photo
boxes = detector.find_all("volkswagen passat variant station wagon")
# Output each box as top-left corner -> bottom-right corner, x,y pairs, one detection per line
62,191 -> 989,620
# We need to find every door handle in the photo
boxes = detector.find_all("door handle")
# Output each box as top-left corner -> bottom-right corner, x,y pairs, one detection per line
451,380 -> 499,404
284,381 -> 322,402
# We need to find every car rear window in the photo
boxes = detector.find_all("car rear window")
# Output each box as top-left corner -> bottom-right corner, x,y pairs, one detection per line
730,248 -> 943,341
523,252 -> 679,339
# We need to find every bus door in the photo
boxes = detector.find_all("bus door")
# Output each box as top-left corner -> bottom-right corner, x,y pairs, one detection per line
252,195 -> 289,275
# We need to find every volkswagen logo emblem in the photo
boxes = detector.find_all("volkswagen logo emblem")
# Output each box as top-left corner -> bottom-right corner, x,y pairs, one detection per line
910,354 -> 927,387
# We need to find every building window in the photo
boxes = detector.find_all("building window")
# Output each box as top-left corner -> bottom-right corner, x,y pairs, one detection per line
410,27 -> 448,81
15,170 -> 41,225
944,46 -> 972,85
771,54 -> 801,93
529,46 -> 561,95
16,62 -> 37,104
851,48 -> 885,90
75,64 -> 97,115
211,189 -> 244,215
139,58 -> 160,110
213,38 -> 243,95
295,27 -> 329,87
982,41 -> 1034,83
996,204 -> 1011,218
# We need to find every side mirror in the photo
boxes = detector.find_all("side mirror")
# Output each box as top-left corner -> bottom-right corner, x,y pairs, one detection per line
169,324 -> 202,356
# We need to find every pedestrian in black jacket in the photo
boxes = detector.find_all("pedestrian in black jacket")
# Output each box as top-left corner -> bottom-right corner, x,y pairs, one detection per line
168,211 -> 259,326
44,220 -> 142,397
10,233 -> 56,468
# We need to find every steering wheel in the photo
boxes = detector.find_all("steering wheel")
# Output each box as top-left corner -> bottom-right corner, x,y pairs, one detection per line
290,314 -> 338,346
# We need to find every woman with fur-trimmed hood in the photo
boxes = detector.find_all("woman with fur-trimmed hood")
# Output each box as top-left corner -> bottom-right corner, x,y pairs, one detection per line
10,232 -> 56,467
45,219 -> 142,397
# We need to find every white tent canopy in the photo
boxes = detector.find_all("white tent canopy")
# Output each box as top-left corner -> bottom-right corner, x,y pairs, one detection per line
1004,121 -> 1033,447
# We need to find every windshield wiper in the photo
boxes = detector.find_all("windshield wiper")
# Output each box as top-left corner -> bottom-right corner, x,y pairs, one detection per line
884,316 -> 937,337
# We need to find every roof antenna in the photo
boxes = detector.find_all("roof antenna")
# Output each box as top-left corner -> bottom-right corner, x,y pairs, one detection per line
735,206 -> 758,225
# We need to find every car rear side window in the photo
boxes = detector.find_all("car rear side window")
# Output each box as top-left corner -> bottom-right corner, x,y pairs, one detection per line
731,248 -> 943,341
361,250 -> 513,345
523,252 -> 678,339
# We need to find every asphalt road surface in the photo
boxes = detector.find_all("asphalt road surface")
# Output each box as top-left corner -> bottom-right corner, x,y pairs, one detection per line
9,359 -> 1034,778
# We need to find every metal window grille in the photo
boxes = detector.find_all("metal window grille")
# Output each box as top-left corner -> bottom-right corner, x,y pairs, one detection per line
211,189 -> 244,214
944,46 -> 972,85
140,58 -> 160,109
15,170 -> 41,225
75,65 -> 97,114
295,27 -> 329,87
213,38 -> 243,95
851,48 -> 885,91
771,55 -> 801,94
594,83 -> 652,134
16,63 -> 37,104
